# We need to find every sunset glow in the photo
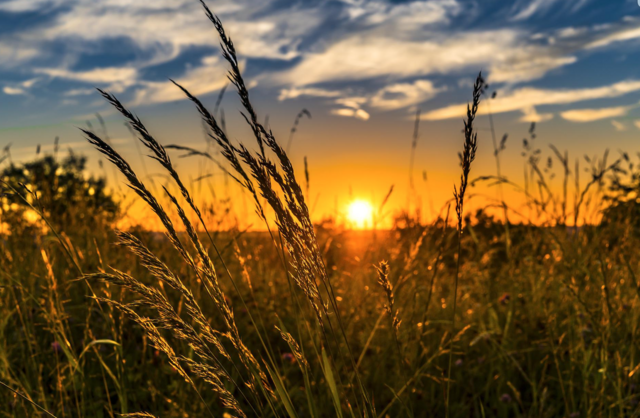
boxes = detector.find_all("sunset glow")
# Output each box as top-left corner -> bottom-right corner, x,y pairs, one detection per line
347,199 -> 373,229
4,1 -> 640,416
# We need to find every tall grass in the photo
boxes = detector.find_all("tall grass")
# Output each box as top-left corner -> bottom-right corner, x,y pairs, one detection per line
446,72 -> 482,418
2,2 -> 640,418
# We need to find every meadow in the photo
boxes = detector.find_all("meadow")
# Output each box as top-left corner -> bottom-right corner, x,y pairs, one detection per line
2,2 -> 640,417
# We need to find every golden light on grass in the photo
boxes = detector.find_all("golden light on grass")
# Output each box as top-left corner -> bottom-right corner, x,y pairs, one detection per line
347,199 -> 373,228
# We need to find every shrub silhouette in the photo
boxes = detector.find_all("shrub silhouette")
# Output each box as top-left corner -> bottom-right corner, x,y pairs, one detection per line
1,153 -> 119,232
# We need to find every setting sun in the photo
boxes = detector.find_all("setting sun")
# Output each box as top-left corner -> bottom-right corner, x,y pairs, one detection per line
347,199 -> 373,228
4,1 -> 640,415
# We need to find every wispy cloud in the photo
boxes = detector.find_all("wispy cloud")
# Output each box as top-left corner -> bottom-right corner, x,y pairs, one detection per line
342,0 -> 460,27
0,43 -> 39,67
331,108 -> 370,121
370,80 -> 443,110
31,0 -> 313,63
36,67 -> 138,94
278,29 -> 576,86
1,0 -> 640,128
281,79 -> 443,113
586,21 -> 640,49
37,67 -> 138,84
0,0 -> 66,12
278,87 -> 343,101
1,0 -> 318,98
424,80 -> 640,121
520,106 -> 554,123
510,0 -> 588,21
330,95 -> 370,120
560,105 -> 633,122
64,88 -> 96,97
132,56 -> 229,105
611,120 -> 626,131
2,78 -> 41,96
3,86 -> 26,95
511,0 -> 557,21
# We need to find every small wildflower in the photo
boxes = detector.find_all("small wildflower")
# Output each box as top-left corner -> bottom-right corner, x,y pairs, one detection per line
499,293 -> 510,305
281,353 -> 295,364
455,359 -> 463,367
581,327 -> 593,344
569,412 -> 580,418
500,393 -> 512,403
51,341 -> 62,354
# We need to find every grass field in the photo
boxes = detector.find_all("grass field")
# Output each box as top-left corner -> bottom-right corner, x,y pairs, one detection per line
2,2 -> 640,417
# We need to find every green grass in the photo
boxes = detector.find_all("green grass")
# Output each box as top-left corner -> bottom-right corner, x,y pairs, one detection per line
2,2 -> 640,417
3,196 -> 640,417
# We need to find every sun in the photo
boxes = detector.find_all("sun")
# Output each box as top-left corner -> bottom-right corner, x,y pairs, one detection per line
347,199 -> 373,228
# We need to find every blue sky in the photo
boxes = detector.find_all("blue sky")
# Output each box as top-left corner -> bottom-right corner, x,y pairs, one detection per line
1,0 -> 640,222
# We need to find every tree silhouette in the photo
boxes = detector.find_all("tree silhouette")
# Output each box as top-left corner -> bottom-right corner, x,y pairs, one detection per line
1,153 -> 119,233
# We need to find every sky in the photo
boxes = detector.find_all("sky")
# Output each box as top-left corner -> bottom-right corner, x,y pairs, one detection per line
1,0 -> 640,227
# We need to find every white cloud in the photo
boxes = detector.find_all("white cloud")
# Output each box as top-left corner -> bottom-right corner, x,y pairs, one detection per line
279,29 -> 575,86
560,105 -> 631,122
489,54 -> 576,84
510,0 -> 589,21
20,78 -> 40,88
0,0 -> 321,104
511,0 -> 590,21
64,88 -> 95,97
31,0 -> 314,64
520,106 -> 553,123
586,26 -> 640,49
343,0 -> 460,27
132,56 -> 229,105
3,86 -> 26,95
281,79 -> 443,114
36,66 -> 138,94
634,120 -> 640,130
0,0 -> 334,115
1,77 -> 41,96
273,10 -> 640,97
0,0 -> 66,12
424,80 -> 640,121
4,0 -> 640,123
0,43 -> 39,67
37,67 -> 138,84
511,0 -> 558,21
557,27 -> 587,38
335,96 -> 368,109
331,108 -> 370,120
331,95 -> 369,120
370,80 -> 442,110
278,87 -> 343,101
611,120 -> 626,131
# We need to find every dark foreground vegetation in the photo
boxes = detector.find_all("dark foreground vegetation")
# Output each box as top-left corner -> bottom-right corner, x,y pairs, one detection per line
2,2 -> 640,417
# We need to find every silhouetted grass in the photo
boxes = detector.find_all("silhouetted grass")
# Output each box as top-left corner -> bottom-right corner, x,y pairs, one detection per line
2,2 -> 640,418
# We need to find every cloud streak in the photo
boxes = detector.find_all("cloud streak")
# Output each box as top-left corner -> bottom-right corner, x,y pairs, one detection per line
423,80 -> 640,121
132,56 -> 230,105
560,105 -> 634,122
278,29 -> 576,87
1,0 -> 640,128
